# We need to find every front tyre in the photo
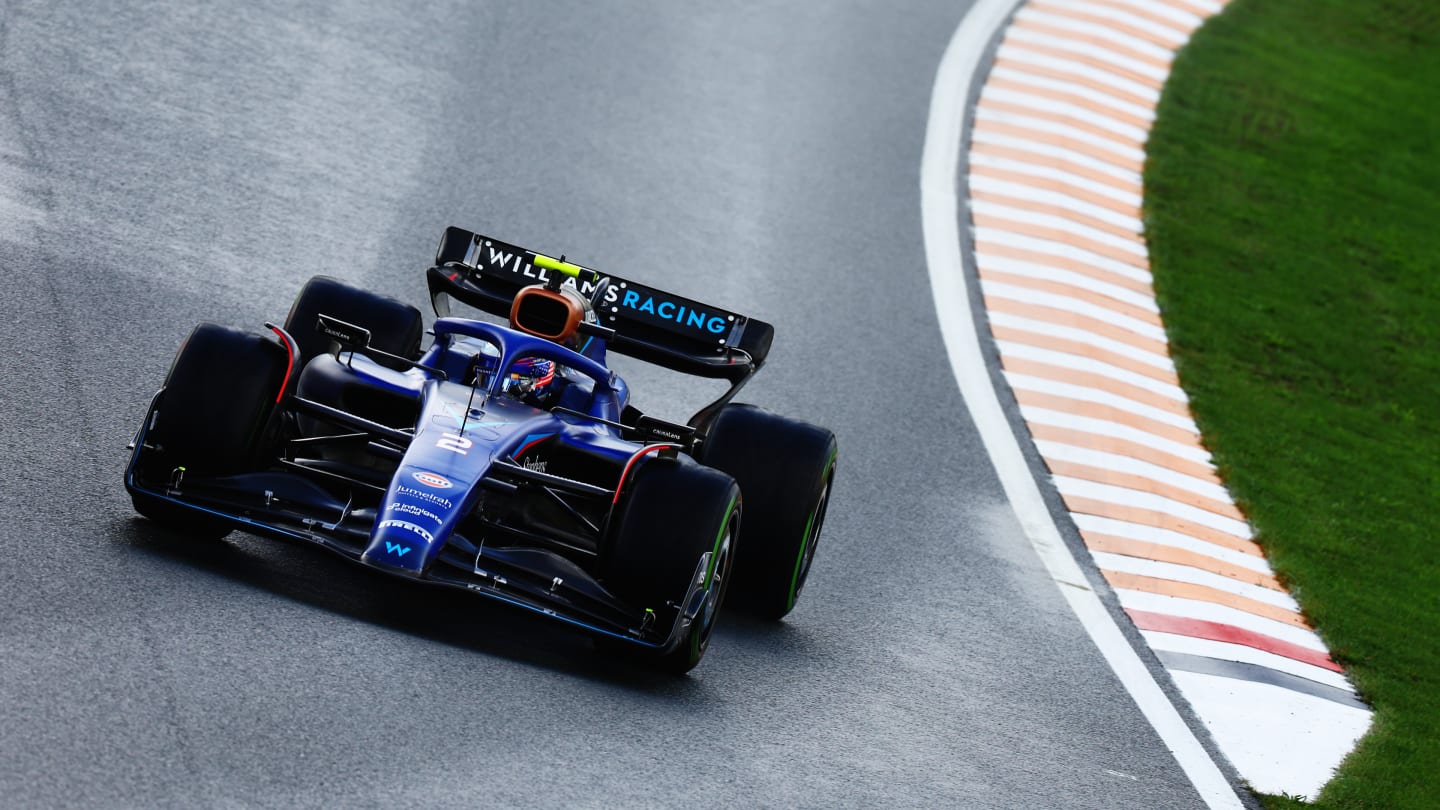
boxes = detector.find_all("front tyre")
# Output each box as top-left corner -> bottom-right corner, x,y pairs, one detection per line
697,404 -> 837,620
604,458 -> 741,674
129,323 -> 288,538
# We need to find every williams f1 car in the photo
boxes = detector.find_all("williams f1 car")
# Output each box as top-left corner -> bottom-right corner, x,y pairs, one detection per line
125,226 -> 837,672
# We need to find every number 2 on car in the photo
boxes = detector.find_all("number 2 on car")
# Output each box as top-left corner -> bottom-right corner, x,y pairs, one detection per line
437,433 -> 472,455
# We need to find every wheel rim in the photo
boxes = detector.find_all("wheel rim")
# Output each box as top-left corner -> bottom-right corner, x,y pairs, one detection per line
693,517 -> 735,657
788,474 -> 832,608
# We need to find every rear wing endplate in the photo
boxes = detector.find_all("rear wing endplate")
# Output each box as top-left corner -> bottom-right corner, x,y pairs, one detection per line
427,227 -> 773,382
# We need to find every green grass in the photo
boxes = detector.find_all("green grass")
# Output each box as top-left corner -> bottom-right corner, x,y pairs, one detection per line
1142,0 -> 1440,806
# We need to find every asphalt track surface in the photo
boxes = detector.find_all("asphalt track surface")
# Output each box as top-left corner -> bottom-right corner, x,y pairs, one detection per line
0,2 -> 1211,807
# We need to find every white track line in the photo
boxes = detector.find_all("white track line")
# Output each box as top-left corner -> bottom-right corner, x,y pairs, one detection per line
921,1 -> 1243,806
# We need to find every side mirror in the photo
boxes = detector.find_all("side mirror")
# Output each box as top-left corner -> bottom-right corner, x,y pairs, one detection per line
316,314 -> 372,351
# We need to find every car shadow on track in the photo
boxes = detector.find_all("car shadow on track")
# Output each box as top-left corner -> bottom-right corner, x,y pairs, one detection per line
121,516 -> 809,692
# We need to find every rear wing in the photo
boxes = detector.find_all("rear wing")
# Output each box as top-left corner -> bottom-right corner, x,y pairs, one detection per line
427,226 -> 773,383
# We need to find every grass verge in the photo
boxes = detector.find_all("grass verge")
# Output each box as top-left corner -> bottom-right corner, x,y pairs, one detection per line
1143,0 -> 1440,806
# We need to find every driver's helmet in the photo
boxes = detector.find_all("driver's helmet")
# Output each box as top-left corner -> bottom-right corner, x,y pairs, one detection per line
502,356 -> 556,401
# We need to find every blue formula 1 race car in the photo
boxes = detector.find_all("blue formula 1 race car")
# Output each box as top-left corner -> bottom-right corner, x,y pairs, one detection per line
125,226 -> 837,672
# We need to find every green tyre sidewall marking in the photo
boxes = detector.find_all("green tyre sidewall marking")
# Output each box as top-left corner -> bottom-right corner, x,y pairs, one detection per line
689,495 -> 739,661
785,451 -> 837,613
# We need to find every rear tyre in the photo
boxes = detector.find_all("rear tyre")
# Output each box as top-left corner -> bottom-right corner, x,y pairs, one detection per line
604,458 -> 740,674
131,323 -> 288,538
696,404 -> 837,620
283,275 -> 424,371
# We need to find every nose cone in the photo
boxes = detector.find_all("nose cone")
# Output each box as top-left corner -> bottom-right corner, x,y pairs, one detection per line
361,476 -> 459,577
361,517 -> 436,576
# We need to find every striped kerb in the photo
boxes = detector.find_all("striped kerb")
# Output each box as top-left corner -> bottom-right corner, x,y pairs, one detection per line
966,0 -> 1371,797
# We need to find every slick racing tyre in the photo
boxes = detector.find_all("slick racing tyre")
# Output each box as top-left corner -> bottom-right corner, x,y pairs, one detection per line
131,323 -> 289,538
604,457 -> 740,674
697,404 -> 837,620
283,275 -> 424,371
